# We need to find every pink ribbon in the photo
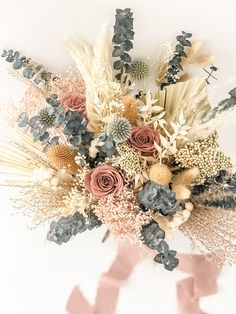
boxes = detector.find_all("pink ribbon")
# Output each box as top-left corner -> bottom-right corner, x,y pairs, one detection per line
176,253 -> 220,314
67,244 -> 220,314
66,242 -> 141,314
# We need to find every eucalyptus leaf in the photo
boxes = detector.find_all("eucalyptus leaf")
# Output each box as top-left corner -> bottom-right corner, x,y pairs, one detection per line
40,131 -> 49,142
113,60 -> 124,70
50,136 -> 59,146
120,53 -> 131,62
70,136 -> 82,146
112,47 -> 123,57
18,112 -> 28,127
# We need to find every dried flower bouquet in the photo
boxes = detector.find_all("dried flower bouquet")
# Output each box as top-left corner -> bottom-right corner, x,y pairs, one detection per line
1,8 -> 236,271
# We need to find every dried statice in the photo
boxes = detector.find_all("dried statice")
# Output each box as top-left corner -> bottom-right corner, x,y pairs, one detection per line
138,181 -> 181,215
175,132 -> 232,184
94,192 -> 151,243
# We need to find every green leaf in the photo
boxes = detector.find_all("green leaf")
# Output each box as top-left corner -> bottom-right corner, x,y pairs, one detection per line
120,40 -> 133,51
70,136 -> 82,146
112,47 -> 123,57
40,131 -> 49,142
120,53 -> 131,62
50,136 -> 59,146
113,60 -> 124,70
18,112 -> 28,127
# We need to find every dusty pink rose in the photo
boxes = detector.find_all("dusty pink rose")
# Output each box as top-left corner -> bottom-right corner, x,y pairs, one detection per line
129,126 -> 160,155
61,92 -> 86,115
85,165 -> 124,197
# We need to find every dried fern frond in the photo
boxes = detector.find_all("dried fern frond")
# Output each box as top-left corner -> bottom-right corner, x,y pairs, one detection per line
180,205 -> 236,268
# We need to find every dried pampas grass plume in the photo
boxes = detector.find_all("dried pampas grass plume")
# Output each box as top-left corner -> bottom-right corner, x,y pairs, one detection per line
47,145 -> 79,175
149,164 -> 172,186
122,96 -> 138,123
172,167 -> 200,200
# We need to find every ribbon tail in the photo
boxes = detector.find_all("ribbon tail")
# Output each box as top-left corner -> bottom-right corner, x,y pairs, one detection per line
94,242 -> 141,314
177,253 -> 220,314
66,287 -> 94,314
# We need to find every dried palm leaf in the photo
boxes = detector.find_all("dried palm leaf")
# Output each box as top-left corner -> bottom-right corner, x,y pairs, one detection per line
156,78 -> 211,127
0,129 -> 49,185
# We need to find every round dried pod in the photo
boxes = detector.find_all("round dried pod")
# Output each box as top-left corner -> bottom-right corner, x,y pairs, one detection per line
149,163 -> 172,186
122,96 -> 138,123
47,145 -> 79,175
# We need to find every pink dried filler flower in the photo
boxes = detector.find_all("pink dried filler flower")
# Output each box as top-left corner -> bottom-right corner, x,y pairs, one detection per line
94,194 -> 151,243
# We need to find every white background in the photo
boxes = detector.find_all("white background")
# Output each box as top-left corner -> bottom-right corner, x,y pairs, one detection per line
0,0 -> 236,313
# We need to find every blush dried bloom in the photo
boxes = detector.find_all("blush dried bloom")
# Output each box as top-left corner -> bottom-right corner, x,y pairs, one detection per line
94,193 -> 151,243
85,165 -> 124,197
129,126 -> 160,155
61,92 -> 86,115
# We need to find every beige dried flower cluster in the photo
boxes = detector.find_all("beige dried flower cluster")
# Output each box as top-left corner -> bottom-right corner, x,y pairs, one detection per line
111,143 -> 144,182
175,133 -> 232,184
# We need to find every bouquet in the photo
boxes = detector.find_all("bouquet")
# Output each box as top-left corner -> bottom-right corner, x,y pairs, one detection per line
1,8 -> 236,272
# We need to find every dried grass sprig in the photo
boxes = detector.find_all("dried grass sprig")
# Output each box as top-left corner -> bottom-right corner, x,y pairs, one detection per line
180,205 -> 236,268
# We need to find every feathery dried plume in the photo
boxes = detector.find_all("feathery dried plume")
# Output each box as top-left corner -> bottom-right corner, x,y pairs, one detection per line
188,105 -> 236,142
181,40 -> 214,67
65,26 -> 128,132
13,183 -> 72,227
155,41 -> 175,86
